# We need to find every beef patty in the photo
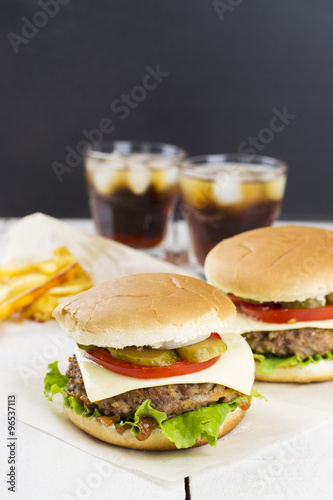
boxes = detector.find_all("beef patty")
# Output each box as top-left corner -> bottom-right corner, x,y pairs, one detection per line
66,355 -> 240,419
244,328 -> 333,360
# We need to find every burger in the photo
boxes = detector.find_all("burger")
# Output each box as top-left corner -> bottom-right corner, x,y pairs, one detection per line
44,273 -> 256,450
205,225 -> 333,383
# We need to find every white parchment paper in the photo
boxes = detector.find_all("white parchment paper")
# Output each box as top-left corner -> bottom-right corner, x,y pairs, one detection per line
0,214 -> 331,482
0,319 -> 330,482
0,212 -> 196,281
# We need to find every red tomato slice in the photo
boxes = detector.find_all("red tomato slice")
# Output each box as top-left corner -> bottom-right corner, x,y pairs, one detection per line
85,333 -> 222,379
228,294 -> 243,306
239,301 -> 333,324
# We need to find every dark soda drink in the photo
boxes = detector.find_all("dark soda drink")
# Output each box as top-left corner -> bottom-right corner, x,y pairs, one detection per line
180,158 -> 287,265
85,151 -> 180,249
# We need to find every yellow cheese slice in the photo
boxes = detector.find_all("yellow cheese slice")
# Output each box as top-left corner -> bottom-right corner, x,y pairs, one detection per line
219,312 -> 333,335
76,333 -> 255,402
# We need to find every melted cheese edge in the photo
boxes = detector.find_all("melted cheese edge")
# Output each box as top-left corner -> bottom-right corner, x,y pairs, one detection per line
76,333 -> 255,402
218,313 -> 333,335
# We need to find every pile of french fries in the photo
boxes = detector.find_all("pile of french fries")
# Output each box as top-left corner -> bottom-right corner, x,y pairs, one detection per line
0,247 -> 93,322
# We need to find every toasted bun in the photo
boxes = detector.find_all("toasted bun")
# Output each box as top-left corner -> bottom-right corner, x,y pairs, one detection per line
64,405 -> 246,450
53,273 -> 235,348
205,225 -> 333,303
255,359 -> 333,383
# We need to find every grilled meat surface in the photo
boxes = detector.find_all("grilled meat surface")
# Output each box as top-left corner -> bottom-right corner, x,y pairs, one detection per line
66,355 -> 240,419
244,328 -> 333,360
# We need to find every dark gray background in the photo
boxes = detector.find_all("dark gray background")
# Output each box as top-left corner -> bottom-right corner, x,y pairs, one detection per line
1,0 -> 333,219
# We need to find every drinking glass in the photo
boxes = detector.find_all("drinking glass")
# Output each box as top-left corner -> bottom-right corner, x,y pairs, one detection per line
180,154 -> 288,265
84,141 -> 186,249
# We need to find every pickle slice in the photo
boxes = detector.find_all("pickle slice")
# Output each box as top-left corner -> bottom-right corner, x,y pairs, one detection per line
280,298 -> 325,309
176,337 -> 227,363
326,293 -> 333,305
108,346 -> 178,366
77,343 -> 99,351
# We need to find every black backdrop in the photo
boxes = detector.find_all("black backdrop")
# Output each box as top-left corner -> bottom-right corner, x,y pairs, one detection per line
1,0 -> 333,219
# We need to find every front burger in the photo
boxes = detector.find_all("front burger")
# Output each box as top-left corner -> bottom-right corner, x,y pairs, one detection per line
205,225 -> 333,383
44,273 -> 256,450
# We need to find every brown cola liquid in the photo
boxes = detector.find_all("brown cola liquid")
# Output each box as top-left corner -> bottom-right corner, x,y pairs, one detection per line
180,167 -> 286,265
87,183 -> 178,249
182,199 -> 283,265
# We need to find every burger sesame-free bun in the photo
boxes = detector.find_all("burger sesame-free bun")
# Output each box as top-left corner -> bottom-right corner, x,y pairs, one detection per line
255,359 -> 333,383
53,273 -> 235,349
205,225 -> 333,303
64,405 -> 246,450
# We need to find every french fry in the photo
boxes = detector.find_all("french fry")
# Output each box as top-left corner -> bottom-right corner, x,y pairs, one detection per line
0,247 -> 75,278
0,247 -> 94,323
23,276 -> 93,321
38,247 -> 76,275
53,247 -> 73,258
0,263 -> 39,279
0,262 -> 79,322
0,273 -> 49,303
48,277 -> 93,296
0,247 -> 75,280
24,295 -> 65,322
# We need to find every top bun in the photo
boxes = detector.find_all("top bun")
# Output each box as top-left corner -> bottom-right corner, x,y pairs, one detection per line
53,273 -> 235,349
205,225 -> 333,303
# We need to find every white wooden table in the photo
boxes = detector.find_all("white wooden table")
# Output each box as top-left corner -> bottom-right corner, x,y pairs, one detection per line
1,218 -> 332,500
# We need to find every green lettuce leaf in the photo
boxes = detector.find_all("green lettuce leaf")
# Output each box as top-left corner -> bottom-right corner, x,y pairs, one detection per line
127,399 -> 168,436
250,388 -> 267,401
254,351 -> 333,375
44,361 -> 68,400
44,362 -> 259,449
160,402 -> 235,448
124,392 -> 258,449
44,361 -> 101,418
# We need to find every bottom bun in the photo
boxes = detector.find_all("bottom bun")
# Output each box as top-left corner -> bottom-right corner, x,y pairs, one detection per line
64,405 -> 246,451
255,359 -> 333,383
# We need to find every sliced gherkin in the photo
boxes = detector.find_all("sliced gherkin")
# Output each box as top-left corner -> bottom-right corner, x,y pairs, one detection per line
326,293 -> 333,305
108,346 -> 178,366
77,343 -> 99,351
176,337 -> 227,363
280,298 -> 325,309
242,298 -> 261,304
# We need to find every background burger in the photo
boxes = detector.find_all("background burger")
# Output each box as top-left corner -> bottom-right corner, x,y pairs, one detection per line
44,273 -> 256,450
205,225 -> 333,383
